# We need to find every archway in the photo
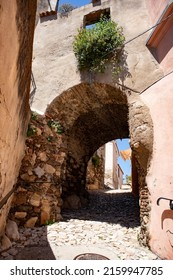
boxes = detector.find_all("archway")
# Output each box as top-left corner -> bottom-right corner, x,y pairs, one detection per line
46,82 -> 153,245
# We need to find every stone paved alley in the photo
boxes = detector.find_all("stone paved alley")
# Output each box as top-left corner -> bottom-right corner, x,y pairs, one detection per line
0,188 -> 160,260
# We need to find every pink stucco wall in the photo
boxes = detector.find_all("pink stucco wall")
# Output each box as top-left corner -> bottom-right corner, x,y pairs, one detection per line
146,0 -> 173,74
156,26 -> 173,74
141,72 -> 173,259
145,0 -> 169,23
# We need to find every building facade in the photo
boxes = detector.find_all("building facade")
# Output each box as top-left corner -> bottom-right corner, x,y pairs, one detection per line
104,141 -> 124,189
1,0 -> 173,259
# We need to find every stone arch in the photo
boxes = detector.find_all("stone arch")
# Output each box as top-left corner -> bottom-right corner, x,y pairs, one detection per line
46,82 -> 153,245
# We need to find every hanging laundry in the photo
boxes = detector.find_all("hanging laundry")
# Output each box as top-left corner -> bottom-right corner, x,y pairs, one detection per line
120,148 -> 131,161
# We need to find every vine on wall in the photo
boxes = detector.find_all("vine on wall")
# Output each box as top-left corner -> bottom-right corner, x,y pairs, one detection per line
73,16 -> 125,74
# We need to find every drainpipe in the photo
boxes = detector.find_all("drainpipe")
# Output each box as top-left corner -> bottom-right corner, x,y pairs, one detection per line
55,0 -> 59,12
48,0 -> 52,11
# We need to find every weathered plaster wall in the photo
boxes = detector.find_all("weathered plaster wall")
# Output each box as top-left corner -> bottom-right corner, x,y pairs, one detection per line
36,0 -> 49,24
104,141 -> 119,189
141,73 -> 173,259
0,0 -> 36,242
32,0 -> 163,113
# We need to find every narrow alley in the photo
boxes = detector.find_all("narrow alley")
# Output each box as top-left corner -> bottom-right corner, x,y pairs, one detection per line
0,188 -> 159,260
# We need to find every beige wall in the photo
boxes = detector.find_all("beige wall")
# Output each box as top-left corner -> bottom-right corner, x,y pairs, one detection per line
0,0 -> 36,238
117,164 -> 124,189
104,141 -> 119,189
32,0 -> 163,113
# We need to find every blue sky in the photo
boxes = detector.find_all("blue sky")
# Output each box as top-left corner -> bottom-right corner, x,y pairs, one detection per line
117,139 -> 131,180
59,0 -> 90,7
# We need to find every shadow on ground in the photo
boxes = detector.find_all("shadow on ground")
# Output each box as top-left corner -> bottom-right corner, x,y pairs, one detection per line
15,246 -> 56,260
62,190 -> 140,228
0,190 -> 140,260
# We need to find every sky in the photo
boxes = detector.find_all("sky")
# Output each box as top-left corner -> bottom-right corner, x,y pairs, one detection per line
116,139 -> 131,181
58,0 -> 90,8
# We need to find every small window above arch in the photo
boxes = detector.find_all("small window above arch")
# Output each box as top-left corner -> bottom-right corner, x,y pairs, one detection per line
92,0 -> 101,7
83,8 -> 110,28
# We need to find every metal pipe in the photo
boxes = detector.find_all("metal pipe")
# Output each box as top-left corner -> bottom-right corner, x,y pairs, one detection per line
0,185 -> 17,210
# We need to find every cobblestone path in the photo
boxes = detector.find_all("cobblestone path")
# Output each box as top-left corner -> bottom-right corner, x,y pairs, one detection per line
0,189 -> 160,260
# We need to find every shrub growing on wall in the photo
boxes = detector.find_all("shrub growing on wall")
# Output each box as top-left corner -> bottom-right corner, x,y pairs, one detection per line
73,17 -> 125,73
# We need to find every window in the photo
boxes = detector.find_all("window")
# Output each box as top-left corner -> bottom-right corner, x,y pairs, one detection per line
83,8 -> 110,28
92,0 -> 101,7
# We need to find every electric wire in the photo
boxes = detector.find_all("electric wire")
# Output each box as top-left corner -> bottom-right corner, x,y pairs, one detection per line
99,11 -> 173,93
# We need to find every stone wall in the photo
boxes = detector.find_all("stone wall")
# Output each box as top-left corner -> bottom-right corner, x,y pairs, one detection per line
10,82 -> 154,240
9,110 -> 105,226
87,148 -> 105,190
128,93 -> 153,246
9,113 -> 64,227
0,0 -> 36,242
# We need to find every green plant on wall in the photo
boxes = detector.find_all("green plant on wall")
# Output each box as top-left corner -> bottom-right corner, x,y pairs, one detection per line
27,125 -> 36,137
92,154 -> 100,167
31,111 -> 38,121
126,174 -> 132,185
45,218 -> 55,225
73,16 -> 125,74
47,120 -> 64,134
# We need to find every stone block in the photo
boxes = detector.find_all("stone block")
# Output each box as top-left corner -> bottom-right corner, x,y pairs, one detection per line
14,212 -> 27,219
44,164 -> 55,174
55,170 -> 61,176
34,166 -> 45,178
55,214 -> 63,221
20,173 -> 36,182
12,193 -> 27,205
36,127 -> 42,135
39,151 -> 47,162
55,206 -> 61,214
25,217 -> 38,228
44,125 -> 53,135
40,211 -> 50,225
17,187 -> 27,192
5,220 -> 19,241
27,169 -> 33,176
29,193 -> 41,207
0,235 -> 12,252
31,153 -> 37,166
41,199 -> 50,213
